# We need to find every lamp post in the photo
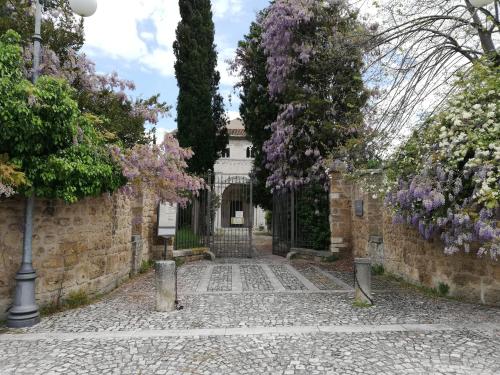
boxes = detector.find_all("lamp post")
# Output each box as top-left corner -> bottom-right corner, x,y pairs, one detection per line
469,0 -> 499,21
6,0 -> 97,329
469,0 -> 496,7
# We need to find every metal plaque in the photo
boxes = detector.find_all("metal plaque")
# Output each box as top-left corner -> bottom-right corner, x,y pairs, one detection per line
355,200 -> 364,217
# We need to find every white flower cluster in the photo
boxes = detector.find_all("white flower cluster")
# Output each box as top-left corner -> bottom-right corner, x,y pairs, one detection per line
0,182 -> 15,198
436,95 -> 499,209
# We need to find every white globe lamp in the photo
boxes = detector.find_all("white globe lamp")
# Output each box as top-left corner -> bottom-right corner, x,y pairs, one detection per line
469,0 -> 495,7
69,0 -> 98,17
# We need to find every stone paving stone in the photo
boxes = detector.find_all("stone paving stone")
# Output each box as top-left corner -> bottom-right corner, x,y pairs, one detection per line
207,265 -> 232,291
240,265 -> 274,291
2,255 -> 500,375
1,330 -> 499,374
270,265 -> 307,290
295,266 -> 341,290
177,264 -> 207,294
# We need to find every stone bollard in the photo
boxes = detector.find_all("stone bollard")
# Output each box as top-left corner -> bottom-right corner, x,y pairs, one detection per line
354,258 -> 373,305
155,261 -> 176,312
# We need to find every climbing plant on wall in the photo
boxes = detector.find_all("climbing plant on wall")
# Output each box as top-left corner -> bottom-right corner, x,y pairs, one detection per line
385,61 -> 499,259
0,30 -> 125,203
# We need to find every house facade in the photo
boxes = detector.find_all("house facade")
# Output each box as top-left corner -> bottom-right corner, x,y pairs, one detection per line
214,119 -> 267,230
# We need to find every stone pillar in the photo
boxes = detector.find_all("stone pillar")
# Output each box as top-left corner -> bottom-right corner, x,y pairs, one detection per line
354,258 -> 372,305
329,161 -> 352,254
130,235 -> 143,276
155,260 -> 176,312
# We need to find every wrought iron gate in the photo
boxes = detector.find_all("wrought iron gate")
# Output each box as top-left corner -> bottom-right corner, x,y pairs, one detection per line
210,174 -> 253,257
272,185 -> 331,257
175,173 -> 253,258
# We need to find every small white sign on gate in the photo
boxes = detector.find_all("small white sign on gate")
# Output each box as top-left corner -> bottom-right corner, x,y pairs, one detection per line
158,203 -> 177,237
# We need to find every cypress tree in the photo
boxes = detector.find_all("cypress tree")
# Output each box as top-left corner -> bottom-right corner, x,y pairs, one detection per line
174,0 -> 228,175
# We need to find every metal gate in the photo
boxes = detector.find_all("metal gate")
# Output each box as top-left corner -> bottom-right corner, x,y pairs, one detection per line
175,173 -> 253,258
210,174 -> 253,257
272,185 -> 331,257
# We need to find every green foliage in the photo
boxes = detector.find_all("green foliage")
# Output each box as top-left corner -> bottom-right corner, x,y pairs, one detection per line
236,16 -> 279,210
371,264 -> 385,275
264,210 -> 272,230
174,257 -> 185,268
384,61 -> 499,257
437,282 -> 450,297
65,289 -> 89,309
175,227 -> 202,250
295,185 -> 331,251
174,0 -> 228,174
322,254 -> 340,263
0,30 -> 125,202
0,0 -> 84,62
139,260 -> 155,274
352,300 -> 373,308
40,289 -> 90,316
0,153 -> 26,187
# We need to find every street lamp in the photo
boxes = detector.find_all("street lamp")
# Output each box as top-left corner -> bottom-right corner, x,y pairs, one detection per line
6,0 -> 98,329
469,0 -> 496,7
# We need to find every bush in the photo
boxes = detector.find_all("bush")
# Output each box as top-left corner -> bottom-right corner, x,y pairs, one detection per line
437,282 -> 450,297
139,260 -> 155,274
385,62 -> 499,259
371,264 -> 385,275
65,290 -> 89,309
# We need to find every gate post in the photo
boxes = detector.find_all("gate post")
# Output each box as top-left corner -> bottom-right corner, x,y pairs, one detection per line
207,172 -> 212,251
155,260 -> 176,312
248,178 -> 253,258
290,189 -> 295,250
354,258 -> 373,305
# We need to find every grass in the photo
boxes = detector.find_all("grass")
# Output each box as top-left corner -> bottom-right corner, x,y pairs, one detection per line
175,227 -> 202,249
371,264 -> 385,275
40,289 -> 99,317
322,254 -> 340,263
174,257 -> 185,268
384,273 -> 451,298
352,300 -> 373,308
139,259 -> 155,274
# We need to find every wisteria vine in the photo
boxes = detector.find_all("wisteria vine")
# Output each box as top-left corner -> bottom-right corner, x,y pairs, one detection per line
260,0 -> 369,191
110,134 -> 205,206
385,62 -> 499,259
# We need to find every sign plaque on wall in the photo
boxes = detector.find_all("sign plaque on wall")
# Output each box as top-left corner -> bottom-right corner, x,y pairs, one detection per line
355,200 -> 364,217
157,203 -> 177,237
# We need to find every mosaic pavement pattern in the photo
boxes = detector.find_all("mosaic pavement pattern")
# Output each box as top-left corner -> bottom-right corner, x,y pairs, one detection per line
1,255 -> 499,374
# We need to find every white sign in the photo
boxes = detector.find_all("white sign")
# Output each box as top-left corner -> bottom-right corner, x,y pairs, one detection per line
235,211 -> 244,218
158,203 -> 177,237
231,217 -> 244,225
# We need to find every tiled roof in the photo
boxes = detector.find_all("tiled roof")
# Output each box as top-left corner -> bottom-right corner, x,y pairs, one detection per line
228,128 -> 247,137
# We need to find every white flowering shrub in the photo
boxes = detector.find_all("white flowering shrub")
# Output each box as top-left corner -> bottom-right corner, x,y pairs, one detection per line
385,62 -> 499,259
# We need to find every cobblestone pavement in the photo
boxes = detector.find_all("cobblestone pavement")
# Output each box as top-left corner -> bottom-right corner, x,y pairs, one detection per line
1,254 -> 499,374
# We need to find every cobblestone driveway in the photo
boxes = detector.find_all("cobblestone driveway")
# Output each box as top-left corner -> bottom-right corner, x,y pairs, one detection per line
1,255 -> 499,374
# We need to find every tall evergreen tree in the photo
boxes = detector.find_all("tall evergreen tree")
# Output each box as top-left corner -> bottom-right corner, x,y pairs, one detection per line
174,0 -> 228,175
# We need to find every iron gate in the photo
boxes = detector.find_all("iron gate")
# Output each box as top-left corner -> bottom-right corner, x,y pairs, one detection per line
210,174 -> 253,257
175,173 -> 253,258
272,185 -> 331,257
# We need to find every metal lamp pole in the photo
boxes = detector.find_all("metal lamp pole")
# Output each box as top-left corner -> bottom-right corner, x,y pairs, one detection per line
7,0 -> 97,329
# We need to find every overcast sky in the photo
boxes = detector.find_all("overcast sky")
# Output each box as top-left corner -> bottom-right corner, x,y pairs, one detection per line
81,0 -> 271,141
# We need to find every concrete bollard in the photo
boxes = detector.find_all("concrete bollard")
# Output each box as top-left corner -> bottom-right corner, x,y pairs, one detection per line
155,261 -> 176,312
354,258 -> 373,305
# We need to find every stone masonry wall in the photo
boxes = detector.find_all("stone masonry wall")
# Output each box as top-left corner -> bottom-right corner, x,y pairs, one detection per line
0,189 -> 158,320
329,169 -> 500,306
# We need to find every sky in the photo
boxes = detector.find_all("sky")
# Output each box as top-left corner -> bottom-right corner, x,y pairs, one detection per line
81,0 -> 271,142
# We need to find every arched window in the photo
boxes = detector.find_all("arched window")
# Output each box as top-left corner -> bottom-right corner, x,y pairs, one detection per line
222,148 -> 230,158
246,147 -> 255,158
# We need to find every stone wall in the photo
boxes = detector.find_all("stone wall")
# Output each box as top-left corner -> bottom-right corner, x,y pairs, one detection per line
329,168 -> 500,306
0,189 -> 158,320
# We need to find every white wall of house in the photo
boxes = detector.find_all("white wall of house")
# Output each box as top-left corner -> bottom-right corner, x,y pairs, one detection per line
214,119 -> 267,230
